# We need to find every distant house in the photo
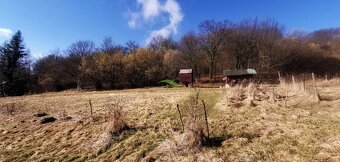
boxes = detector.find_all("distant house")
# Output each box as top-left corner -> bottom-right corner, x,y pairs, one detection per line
179,69 -> 193,87
223,69 -> 257,85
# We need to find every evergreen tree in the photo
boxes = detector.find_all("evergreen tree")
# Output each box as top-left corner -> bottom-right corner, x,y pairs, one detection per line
0,31 -> 29,96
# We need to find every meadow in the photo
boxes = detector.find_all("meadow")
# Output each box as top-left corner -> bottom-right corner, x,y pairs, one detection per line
0,78 -> 339,162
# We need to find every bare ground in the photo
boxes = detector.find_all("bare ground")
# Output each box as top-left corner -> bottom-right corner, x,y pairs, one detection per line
0,79 -> 339,162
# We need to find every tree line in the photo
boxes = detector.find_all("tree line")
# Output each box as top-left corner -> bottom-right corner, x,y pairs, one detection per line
1,18 -> 340,95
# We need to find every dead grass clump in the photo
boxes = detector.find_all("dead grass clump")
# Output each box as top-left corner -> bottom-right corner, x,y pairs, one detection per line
5,103 -> 15,115
180,119 -> 207,149
107,99 -> 128,135
57,109 -> 73,120
87,132 -> 115,155
227,83 -> 263,108
227,84 -> 248,108
278,78 -> 309,96
319,95 -> 340,101
154,90 -> 208,157
185,89 -> 209,144
317,136 -> 340,161
330,77 -> 340,83
155,120 -> 207,157
1,102 -> 21,115
319,136 -> 340,153
88,99 -> 130,155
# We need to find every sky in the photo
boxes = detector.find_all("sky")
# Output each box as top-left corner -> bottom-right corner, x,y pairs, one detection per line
1,0 -> 340,59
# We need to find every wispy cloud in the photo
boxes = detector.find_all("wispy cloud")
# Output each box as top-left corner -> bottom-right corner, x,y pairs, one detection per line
0,28 -> 13,38
128,0 -> 184,44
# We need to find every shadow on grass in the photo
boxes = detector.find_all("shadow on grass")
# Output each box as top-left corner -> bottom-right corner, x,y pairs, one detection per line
239,132 -> 261,142
204,133 -> 233,147
204,131 -> 262,148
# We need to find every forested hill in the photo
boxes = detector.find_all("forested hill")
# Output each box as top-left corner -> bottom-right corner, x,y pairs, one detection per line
1,18 -> 340,96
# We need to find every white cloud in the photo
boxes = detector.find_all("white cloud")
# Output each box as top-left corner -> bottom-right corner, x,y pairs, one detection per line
128,12 -> 139,28
0,28 -> 13,38
138,0 -> 161,19
129,0 -> 183,44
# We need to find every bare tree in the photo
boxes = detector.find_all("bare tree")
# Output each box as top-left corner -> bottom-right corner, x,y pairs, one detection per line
34,49 -> 67,91
288,29 -> 308,42
228,21 -> 259,69
198,20 -> 233,82
100,36 -> 124,54
308,28 -> 340,56
66,40 -> 95,90
255,18 -> 284,79
179,32 -> 203,80
125,40 -> 139,54
227,18 -> 285,80
148,36 -> 178,52
309,28 -> 340,45
163,49 -> 185,80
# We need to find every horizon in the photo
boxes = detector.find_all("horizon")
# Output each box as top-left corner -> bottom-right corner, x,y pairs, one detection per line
1,0 -> 340,59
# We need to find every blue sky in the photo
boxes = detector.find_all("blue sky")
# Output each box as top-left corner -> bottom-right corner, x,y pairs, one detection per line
1,0 -> 340,58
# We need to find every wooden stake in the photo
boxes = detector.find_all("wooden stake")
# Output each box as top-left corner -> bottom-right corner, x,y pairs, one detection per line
278,71 -> 281,84
176,104 -> 184,133
89,99 -> 93,120
303,74 -> 306,91
285,91 -> 288,108
270,84 -> 275,102
312,73 -> 320,102
201,100 -> 209,139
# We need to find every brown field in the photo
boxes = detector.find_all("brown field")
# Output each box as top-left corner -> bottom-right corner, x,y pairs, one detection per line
0,79 -> 339,162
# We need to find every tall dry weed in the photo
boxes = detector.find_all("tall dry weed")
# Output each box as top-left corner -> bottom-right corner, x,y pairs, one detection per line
278,78 -> 310,96
154,89 -> 208,157
227,83 -> 260,108
107,98 -> 128,135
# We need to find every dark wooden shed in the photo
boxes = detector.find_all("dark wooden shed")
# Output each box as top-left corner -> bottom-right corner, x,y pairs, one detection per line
179,69 -> 193,87
223,69 -> 257,85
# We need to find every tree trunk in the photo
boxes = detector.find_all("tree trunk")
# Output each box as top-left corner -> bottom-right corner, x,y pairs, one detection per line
95,79 -> 103,90
77,76 -> 82,90
209,61 -> 214,83
28,65 -> 31,94
195,64 -> 200,81
110,75 -> 115,89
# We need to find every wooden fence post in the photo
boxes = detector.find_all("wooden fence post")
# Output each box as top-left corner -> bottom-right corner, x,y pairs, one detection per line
176,104 -> 184,133
303,74 -> 306,91
201,100 -> 209,139
278,71 -> 281,84
312,73 -> 320,102
89,99 -> 93,120
285,91 -> 288,108
270,84 -> 275,102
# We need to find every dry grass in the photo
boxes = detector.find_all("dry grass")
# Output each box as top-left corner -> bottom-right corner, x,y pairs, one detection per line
152,90 -> 209,159
0,102 -> 24,116
211,77 -> 340,161
0,78 -> 339,161
106,97 -> 128,135
0,88 -> 193,161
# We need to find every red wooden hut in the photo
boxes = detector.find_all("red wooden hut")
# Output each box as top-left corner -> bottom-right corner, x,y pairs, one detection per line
178,69 -> 193,87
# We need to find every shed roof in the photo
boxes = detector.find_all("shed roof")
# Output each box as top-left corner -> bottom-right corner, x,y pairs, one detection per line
223,69 -> 257,76
179,69 -> 193,74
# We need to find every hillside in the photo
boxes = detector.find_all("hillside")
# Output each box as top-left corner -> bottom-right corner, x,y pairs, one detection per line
0,78 -> 339,161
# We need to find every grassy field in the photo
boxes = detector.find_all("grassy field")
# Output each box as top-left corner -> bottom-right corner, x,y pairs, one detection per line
0,79 -> 339,162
